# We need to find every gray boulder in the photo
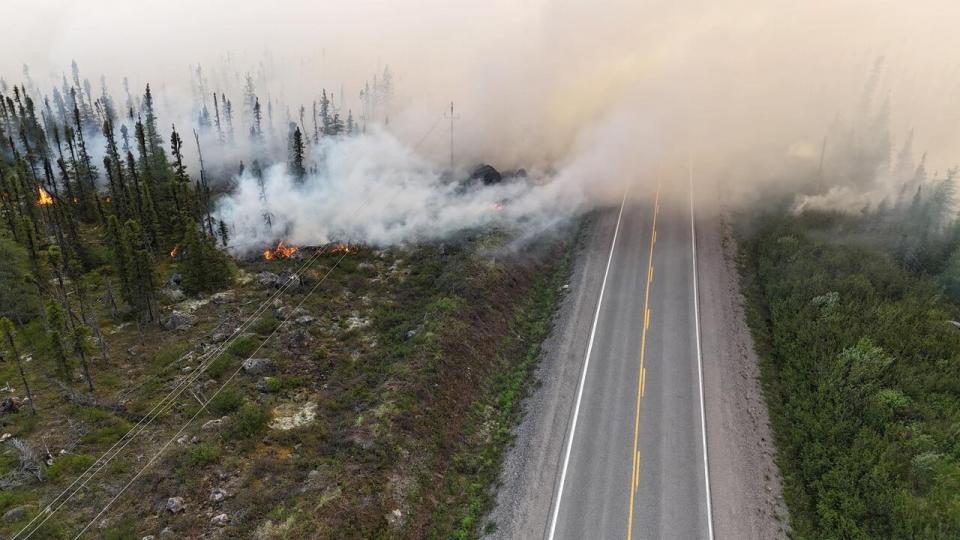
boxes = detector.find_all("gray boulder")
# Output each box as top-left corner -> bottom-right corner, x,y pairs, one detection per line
162,311 -> 195,331
3,505 -> 30,523
165,497 -> 185,514
256,272 -> 279,287
278,272 -> 302,290
210,487 -> 228,503
241,358 -> 275,375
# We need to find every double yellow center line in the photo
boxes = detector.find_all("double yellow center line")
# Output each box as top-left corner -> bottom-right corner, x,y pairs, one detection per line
626,182 -> 661,539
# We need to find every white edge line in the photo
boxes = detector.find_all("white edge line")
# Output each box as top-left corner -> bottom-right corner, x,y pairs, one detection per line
546,187 -> 629,540
689,157 -> 716,540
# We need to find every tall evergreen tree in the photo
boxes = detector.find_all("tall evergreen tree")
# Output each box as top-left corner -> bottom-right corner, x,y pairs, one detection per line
0,317 -> 36,413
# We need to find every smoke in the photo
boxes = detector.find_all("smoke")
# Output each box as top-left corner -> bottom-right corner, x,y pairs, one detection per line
217,114 -> 637,252
7,0 -> 960,247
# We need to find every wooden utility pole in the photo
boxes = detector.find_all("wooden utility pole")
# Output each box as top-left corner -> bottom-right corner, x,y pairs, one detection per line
444,102 -> 460,172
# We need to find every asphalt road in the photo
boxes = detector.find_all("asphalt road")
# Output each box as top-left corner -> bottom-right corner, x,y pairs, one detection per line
547,179 -> 713,540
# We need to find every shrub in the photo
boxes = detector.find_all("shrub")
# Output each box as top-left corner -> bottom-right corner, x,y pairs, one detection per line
182,442 -> 222,468
227,335 -> 258,358
229,403 -> 271,438
252,314 -> 280,335
208,389 -> 243,415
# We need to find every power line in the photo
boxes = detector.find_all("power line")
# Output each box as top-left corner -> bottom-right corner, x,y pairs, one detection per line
73,249 -> 352,538
15,247 -> 331,539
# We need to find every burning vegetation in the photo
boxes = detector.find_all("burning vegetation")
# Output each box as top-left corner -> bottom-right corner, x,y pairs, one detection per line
37,187 -> 53,206
263,241 -> 299,260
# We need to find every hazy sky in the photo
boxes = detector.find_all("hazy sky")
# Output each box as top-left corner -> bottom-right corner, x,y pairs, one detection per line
4,1 -> 960,173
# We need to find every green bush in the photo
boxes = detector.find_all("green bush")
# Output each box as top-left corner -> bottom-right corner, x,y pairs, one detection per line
182,442 -> 222,468
227,335 -> 258,358
208,389 -> 243,415
252,314 -> 279,335
206,354 -> 232,378
46,454 -> 96,482
229,403 -> 271,438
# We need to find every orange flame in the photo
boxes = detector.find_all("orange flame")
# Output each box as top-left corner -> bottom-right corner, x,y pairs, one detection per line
37,187 -> 54,206
264,241 -> 298,260
330,243 -> 352,254
170,245 -> 179,258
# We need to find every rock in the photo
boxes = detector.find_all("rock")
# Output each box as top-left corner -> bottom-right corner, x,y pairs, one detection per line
0,397 -> 20,413
294,315 -> 315,325
3,505 -> 30,523
165,497 -> 186,514
162,311 -> 195,331
357,262 -> 374,271
470,163 -> 502,185
201,417 -> 228,431
270,401 -> 317,431
210,487 -> 228,503
274,305 -> 292,320
167,273 -> 182,286
210,331 -> 229,343
290,328 -> 312,349
210,513 -> 229,527
0,433 -> 11,443
141,536 -> 156,540
345,315 -> 370,330
211,291 -> 235,304
242,358 -> 275,375
278,272 -> 301,290
386,508 -> 404,528
256,271 -> 279,287
404,330 -> 417,340
159,527 -> 176,537
161,287 -> 186,303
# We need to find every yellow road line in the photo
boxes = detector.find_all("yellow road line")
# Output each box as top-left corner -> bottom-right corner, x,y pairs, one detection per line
627,182 -> 661,540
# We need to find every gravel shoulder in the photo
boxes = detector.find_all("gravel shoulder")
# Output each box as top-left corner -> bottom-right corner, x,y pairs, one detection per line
484,209 -> 619,539
696,189 -> 790,539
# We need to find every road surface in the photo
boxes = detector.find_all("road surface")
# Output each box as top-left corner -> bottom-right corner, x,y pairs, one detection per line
546,178 -> 713,539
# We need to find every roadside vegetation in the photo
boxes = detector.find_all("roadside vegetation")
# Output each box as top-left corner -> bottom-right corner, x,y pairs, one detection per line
740,208 -> 960,538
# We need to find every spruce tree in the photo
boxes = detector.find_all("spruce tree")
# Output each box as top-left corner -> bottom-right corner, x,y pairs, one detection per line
0,317 -> 36,413
70,324 -> 95,392
45,299 -> 71,380
289,126 -> 306,180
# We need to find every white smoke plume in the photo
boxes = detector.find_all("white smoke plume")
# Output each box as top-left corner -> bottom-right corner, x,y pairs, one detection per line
217,112 -> 640,252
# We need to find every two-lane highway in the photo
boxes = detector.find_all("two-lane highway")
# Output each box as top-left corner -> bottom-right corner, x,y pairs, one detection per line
547,174 -> 713,540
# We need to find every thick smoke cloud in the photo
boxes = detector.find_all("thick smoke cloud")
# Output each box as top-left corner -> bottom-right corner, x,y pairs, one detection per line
6,1 -> 960,247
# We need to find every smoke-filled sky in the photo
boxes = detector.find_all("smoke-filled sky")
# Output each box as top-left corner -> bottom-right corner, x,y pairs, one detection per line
5,1 -> 960,246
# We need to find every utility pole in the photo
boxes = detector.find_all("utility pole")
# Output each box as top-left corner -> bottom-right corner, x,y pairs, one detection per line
817,135 -> 828,193
444,102 -> 459,172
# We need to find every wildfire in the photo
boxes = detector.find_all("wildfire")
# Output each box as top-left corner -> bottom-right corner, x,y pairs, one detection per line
37,187 -> 54,206
264,241 -> 299,260
170,245 -> 179,258
330,243 -> 352,254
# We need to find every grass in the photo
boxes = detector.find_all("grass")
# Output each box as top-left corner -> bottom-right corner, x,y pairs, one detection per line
440,239 -> 573,539
46,454 -> 96,482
